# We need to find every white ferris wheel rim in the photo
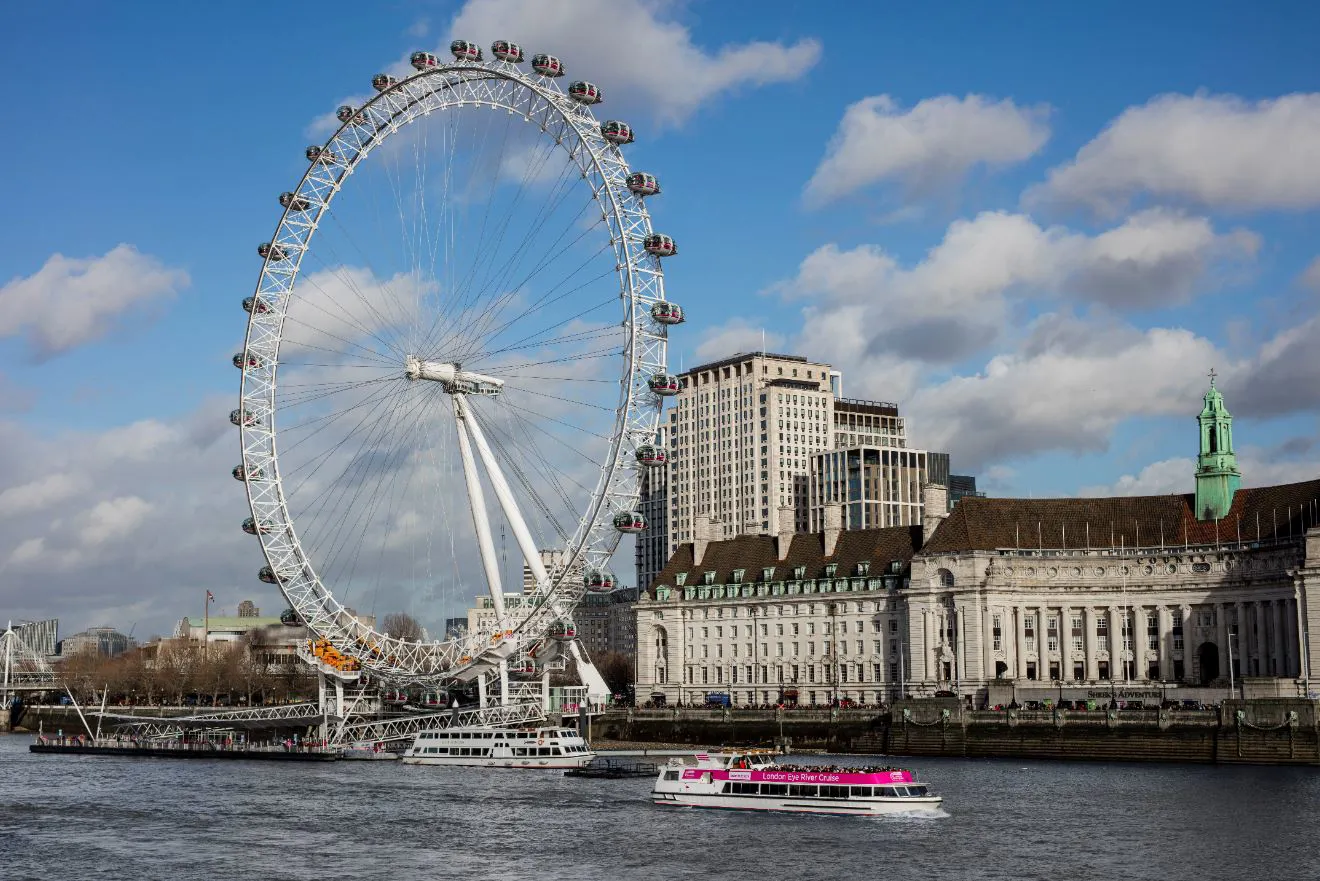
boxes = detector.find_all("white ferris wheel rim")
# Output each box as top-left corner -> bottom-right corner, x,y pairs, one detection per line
235,48 -> 672,686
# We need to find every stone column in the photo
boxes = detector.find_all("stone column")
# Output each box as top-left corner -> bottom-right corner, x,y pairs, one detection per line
1179,604 -> 1192,682
922,608 -> 935,682
1083,607 -> 1098,681
1217,602 -> 1231,683
983,603 -> 996,681
1234,601 -> 1247,679
1108,606 -> 1122,680
1158,605 -> 1173,681
1271,598 -> 1285,677
1286,596 -> 1302,679
1059,606 -> 1071,682
1254,602 -> 1267,678
1016,606 -> 1028,680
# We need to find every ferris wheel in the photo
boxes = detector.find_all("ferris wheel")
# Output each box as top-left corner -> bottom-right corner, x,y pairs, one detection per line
232,40 -> 682,689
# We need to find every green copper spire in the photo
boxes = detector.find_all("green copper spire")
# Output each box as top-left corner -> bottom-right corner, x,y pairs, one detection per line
1194,369 -> 1241,521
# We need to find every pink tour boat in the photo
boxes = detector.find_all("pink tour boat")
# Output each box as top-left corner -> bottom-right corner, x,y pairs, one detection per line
651,750 -> 942,815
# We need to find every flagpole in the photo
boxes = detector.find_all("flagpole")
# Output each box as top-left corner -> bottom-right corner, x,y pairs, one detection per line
204,590 -> 210,659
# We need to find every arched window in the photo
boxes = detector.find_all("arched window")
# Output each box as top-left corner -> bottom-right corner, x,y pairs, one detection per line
937,568 -> 955,588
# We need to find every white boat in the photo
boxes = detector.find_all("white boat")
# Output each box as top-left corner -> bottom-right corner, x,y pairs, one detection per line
401,725 -> 594,769
651,751 -> 943,815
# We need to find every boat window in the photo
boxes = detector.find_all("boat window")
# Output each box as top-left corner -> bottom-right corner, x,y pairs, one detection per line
823,785 -> 848,799
761,783 -> 787,796
514,748 -> 526,756
850,786 -> 871,798
664,770 -> 680,781
788,784 -> 816,798
552,747 -> 563,755
908,785 -> 928,797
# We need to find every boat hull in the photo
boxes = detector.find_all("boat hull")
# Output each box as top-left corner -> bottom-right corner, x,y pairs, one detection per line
651,790 -> 943,815
402,754 -> 594,769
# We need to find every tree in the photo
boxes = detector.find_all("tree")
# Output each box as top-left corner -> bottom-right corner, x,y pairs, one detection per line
594,651 -> 636,699
381,612 -> 425,641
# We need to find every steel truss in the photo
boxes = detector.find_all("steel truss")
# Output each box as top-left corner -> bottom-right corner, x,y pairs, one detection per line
236,48 -> 672,688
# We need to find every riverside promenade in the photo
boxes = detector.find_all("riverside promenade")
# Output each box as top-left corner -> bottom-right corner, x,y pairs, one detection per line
601,698 -> 1320,765
28,734 -> 338,761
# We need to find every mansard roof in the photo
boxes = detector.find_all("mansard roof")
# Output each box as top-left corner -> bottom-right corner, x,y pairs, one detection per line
647,525 -> 923,596
923,476 -> 1320,554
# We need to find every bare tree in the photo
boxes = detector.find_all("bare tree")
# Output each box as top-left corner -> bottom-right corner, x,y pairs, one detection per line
381,612 -> 425,641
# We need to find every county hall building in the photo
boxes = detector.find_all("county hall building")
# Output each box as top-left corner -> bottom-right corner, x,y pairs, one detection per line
634,380 -> 1320,707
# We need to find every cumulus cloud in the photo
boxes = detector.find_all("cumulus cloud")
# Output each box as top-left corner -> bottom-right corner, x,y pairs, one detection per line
1080,444 -> 1320,499
1228,311 -> 1320,418
1299,257 -> 1320,292
904,315 -> 1227,470
0,245 -> 189,357
1027,91 -> 1320,214
0,473 -> 89,518
805,94 -> 1051,207
772,209 -> 1254,373
693,318 -> 785,363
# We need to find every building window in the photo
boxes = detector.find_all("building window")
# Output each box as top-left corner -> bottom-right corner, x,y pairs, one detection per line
1096,617 -> 1108,637
992,615 -> 1002,651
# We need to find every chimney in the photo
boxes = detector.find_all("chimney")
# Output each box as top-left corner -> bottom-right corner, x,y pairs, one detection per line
776,506 -> 795,561
693,512 -> 717,567
823,502 -> 843,557
922,483 -> 950,544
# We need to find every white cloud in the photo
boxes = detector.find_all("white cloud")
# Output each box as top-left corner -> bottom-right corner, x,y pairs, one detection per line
805,94 -> 1050,207
693,318 -> 785,363
1079,457 -> 1193,497
772,209 -> 1254,373
450,0 -> 820,126
0,245 -> 188,357
904,316 -> 1227,471
1300,257 -> 1320,292
80,496 -> 152,547
0,473 -> 89,517
1027,91 -> 1320,214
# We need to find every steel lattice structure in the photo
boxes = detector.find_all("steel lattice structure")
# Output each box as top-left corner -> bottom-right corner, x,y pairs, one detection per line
234,43 -> 677,690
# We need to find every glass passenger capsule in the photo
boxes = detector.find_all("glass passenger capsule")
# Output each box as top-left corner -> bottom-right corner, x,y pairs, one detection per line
548,619 -> 578,641
613,511 -> 646,533
643,234 -> 677,257
279,192 -> 311,212
232,352 -> 262,370
305,145 -> 340,165
232,464 -> 263,481
567,81 -> 602,105
635,444 -> 668,466
280,608 -> 302,626
648,373 -> 680,396
450,39 -> 483,61
241,516 -> 274,535
230,408 -> 258,427
626,172 -> 660,196
584,569 -> 617,591
650,301 -> 684,325
491,40 -> 524,63
258,565 -> 285,585
371,73 -> 398,91
600,120 -> 634,145
242,296 -> 271,315
511,653 -> 538,675
531,54 -> 564,77
257,242 -> 288,261
336,105 -> 366,125
410,51 -> 440,71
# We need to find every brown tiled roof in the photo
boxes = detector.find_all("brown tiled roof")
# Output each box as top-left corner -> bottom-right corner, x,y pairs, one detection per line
923,477 -> 1320,553
647,526 -> 923,595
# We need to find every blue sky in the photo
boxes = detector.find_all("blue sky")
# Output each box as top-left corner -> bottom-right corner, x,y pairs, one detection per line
2,0 -> 1319,635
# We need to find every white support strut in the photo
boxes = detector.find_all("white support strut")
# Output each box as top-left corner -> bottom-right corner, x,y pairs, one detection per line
453,395 -> 505,622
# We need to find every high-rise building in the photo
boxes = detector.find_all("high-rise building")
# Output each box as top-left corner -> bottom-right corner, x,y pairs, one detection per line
947,474 -> 982,506
636,423 -> 670,592
237,600 -> 260,618
521,548 -> 582,593
809,445 -> 930,530
667,352 -> 837,548
832,398 -> 906,449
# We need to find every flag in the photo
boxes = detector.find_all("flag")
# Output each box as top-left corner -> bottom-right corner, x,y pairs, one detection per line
207,591 -> 215,602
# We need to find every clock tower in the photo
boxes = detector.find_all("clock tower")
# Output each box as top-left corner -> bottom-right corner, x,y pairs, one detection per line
1194,369 -> 1242,521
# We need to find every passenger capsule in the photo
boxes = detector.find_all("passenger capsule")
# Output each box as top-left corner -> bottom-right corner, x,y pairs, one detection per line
232,464 -> 263,481
450,39 -> 483,62
257,242 -> 288,262
600,120 -> 634,145
548,619 -> 578,641
257,566 -> 281,585
511,653 -> 538,675
584,568 -> 617,592
531,54 -> 564,77
648,373 -> 680,396
567,81 -> 602,105
336,105 -> 367,126
491,40 -> 524,63
232,352 -> 262,370
306,145 -> 339,165
279,192 -> 311,212
230,408 -> 259,427
643,234 -> 677,258
242,296 -> 271,315
613,511 -> 646,534
410,51 -> 440,71
650,301 -> 684,325
635,444 -> 668,466
280,608 -> 302,626
371,73 -> 398,91
241,516 -> 274,535
626,172 -> 660,197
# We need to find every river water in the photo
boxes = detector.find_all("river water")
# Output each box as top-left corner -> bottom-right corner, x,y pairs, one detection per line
1,734 -> 1316,881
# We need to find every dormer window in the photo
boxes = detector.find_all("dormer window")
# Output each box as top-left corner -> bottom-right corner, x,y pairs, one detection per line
824,563 -> 838,578
703,570 -> 716,585
675,573 -> 687,586
889,560 -> 902,574
793,565 -> 806,580
761,567 -> 776,582
856,561 -> 871,576
731,568 -> 745,584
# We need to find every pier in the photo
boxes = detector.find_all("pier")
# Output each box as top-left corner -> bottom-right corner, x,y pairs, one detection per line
28,736 -> 338,761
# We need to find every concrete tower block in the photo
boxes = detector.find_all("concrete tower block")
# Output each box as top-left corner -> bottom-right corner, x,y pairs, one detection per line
922,483 -> 949,544
824,502 -> 843,557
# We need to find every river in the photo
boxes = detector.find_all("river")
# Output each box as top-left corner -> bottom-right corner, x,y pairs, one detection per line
1,734 -> 1316,880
